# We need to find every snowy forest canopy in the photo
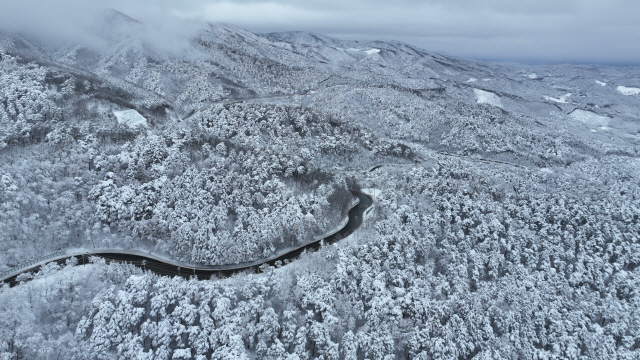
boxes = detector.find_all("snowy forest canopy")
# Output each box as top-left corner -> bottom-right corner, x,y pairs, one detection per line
1,13 -> 640,360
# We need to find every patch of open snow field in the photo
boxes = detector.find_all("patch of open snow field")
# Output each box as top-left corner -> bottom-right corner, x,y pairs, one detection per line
114,109 -> 148,128
617,86 -> 640,95
474,89 -> 502,107
570,109 -> 610,126
544,93 -> 571,103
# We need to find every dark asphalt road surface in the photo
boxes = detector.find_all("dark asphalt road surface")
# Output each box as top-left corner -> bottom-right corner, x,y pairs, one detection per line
2,193 -> 373,287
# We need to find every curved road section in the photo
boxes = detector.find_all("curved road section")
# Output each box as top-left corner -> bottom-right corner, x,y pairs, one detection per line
2,193 -> 373,287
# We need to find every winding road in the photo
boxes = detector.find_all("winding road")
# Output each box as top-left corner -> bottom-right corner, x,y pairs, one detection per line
1,193 -> 373,288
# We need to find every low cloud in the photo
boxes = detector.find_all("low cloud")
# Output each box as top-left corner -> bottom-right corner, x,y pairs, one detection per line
0,0 -> 203,53
0,0 -> 102,45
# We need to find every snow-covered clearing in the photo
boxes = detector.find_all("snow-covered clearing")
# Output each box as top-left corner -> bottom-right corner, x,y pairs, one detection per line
569,109 -> 609,126
617,86 -> 640,95
365,48 -> 380,55
528,73 -> 538,79
544,93 -> 571,103
596,80 -> 607,86
114,109 -> 148,128
465,78 -> 477,83
361,188 -> 382,199
474,89 -> 502,107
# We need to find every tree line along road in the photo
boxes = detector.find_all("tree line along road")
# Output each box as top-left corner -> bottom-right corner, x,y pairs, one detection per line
1,193 -> 373,287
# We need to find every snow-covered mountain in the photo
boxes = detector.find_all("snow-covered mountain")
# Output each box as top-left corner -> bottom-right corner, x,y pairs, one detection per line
5,11 -> 639,159
1,11 -> 640,359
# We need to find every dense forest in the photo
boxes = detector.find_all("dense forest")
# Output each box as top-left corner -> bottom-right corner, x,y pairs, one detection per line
1,13 -> 640,359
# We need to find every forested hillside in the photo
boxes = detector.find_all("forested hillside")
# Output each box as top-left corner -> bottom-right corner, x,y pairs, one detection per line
1,11 -> 640,359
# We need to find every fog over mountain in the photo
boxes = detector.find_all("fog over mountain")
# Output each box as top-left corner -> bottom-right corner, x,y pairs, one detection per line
0,0 -> 204,54
1,6 -> 640,359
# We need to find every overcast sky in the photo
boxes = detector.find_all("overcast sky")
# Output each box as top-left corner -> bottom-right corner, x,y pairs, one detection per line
2,0 -> 639,65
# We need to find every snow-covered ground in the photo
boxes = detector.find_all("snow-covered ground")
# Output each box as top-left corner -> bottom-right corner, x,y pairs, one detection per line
596,80 -> 607,86
617,86 -> 640,95
465,78 -> 477,83
360,188 -> 381,221
114,109 -> 148,128
361,188 -> 382,200
365,48 -> 380,55
544,93 -> 571,103
569,109 -> 610,126
474,89 -> 502,107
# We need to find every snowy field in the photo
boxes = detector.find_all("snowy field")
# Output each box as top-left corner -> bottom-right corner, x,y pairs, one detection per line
114,109 -> 148,128
617,85 -> 640,95
569,109 -> 610,126
544,93 -> 571,103
474,88 -> 502,107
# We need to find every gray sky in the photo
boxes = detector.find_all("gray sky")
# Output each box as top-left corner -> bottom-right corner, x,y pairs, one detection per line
2,0 -> 639,65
